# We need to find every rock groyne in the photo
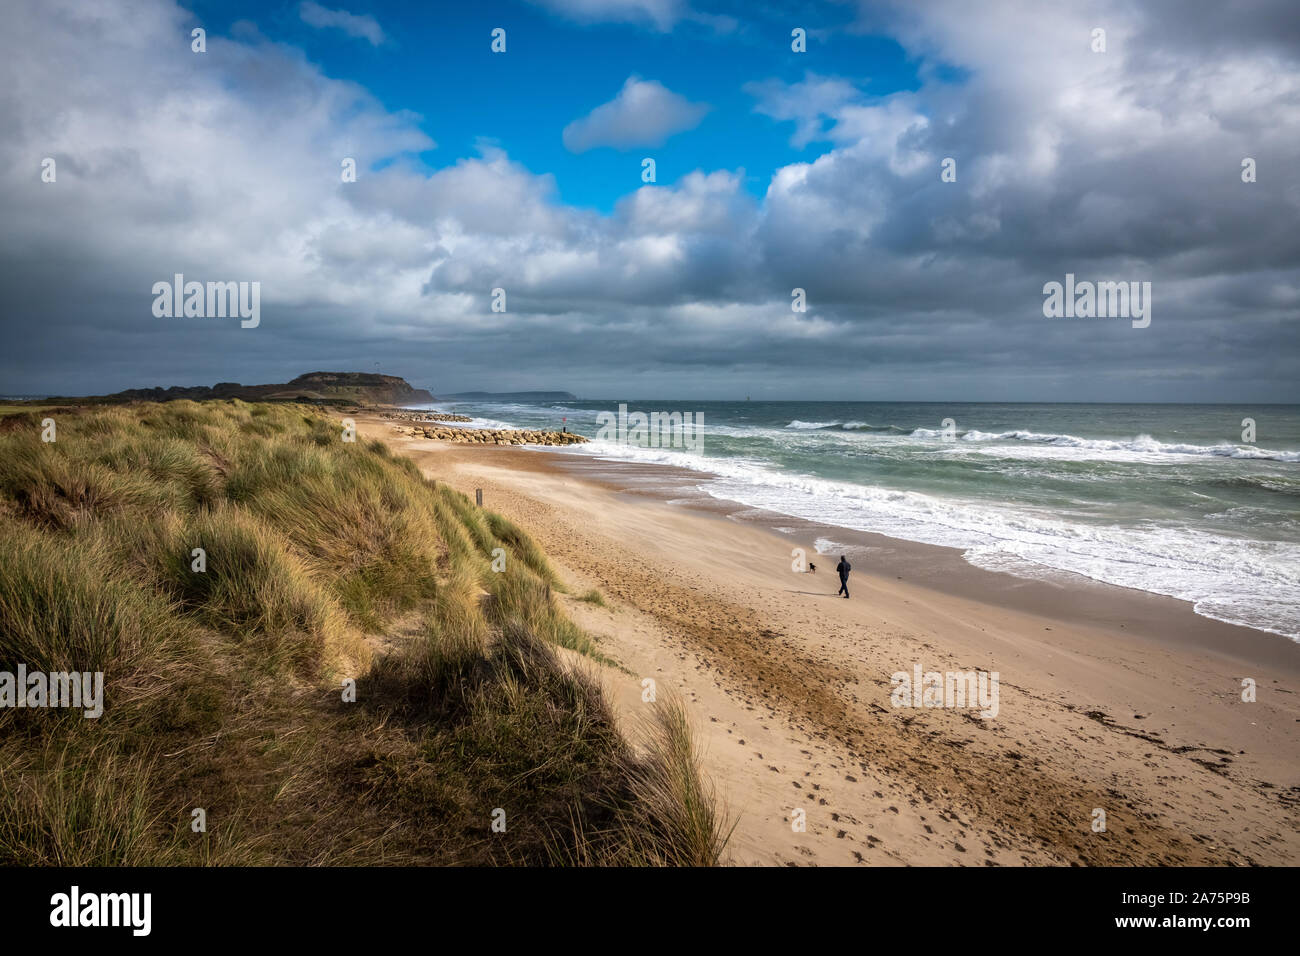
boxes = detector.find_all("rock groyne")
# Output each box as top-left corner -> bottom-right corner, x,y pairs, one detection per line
391,423 -> 587,446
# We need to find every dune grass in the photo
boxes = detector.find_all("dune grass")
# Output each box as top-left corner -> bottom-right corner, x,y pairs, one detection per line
0,400 -> 726,865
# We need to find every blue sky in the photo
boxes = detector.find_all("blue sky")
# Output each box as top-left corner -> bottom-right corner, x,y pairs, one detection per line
2,0 -> 1297,401
189,0 -> 924,211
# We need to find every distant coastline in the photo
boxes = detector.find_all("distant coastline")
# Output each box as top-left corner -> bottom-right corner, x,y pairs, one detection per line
16,371 -> 433,407
433,390 -> 578,402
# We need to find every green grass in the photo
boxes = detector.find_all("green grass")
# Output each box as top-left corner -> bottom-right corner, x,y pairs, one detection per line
486,566 -> 614,664
0,401 -> 726,865
577,589 -> 607,607
485,511 -> 560,586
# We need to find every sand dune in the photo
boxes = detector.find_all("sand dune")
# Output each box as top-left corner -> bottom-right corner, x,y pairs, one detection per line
359,412 -> 1300,866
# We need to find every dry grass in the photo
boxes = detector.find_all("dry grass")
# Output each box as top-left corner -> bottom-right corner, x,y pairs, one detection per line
0,400 -> 727,865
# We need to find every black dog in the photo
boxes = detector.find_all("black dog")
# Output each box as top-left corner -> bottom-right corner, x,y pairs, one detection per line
808,562 -> 817,574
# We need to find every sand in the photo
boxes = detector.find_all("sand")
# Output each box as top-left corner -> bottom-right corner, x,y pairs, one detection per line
356,412 -> 1300,866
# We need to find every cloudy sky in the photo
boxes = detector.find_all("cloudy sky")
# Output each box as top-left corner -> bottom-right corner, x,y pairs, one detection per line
2,0 -> 1297,401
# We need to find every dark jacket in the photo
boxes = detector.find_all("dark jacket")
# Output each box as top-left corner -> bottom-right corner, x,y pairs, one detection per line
836,559 -> 851,578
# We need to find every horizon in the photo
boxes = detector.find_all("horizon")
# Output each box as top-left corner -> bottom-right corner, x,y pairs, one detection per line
13,388 -> 1300,408
9,370 -> 1300,408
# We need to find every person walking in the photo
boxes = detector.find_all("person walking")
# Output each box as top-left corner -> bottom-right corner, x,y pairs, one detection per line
836,555 -> 851,598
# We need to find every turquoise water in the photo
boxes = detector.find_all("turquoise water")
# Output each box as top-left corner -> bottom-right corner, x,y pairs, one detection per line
410,400 -> 1300,641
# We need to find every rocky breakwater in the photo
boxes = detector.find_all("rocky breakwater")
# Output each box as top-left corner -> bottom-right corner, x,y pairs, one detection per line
392,423 -> 588,446
381,410 -> 473,423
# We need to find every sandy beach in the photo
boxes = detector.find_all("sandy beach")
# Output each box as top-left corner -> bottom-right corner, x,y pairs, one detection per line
357,412 -> 1300,866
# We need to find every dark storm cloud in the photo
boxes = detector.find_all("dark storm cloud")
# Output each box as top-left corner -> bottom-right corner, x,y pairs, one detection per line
0,0 -> 1296,402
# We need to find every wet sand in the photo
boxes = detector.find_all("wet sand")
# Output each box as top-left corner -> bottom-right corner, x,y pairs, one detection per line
358,412 -> 1300,866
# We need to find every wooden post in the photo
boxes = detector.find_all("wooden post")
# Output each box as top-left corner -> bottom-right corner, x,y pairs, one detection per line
475,488 -> 483,507
545,583 -> 551,602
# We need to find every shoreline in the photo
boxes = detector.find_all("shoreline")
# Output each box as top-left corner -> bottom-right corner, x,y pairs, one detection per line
392,408 -> 1299,672
358,410 -> 1300,866
397,400 -> 1300,655
534,447 -> 1300,675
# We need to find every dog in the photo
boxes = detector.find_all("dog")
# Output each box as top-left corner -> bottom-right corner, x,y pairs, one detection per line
808,561 -> 816,574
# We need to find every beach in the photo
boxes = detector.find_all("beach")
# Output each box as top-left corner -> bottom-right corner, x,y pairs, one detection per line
355,412 -> 1300,866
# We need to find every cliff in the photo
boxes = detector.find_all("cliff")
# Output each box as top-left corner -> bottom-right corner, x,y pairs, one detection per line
54,372 -> 435,406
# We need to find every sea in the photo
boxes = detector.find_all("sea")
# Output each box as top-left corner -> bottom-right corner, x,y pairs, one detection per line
407,400 -> 1300,642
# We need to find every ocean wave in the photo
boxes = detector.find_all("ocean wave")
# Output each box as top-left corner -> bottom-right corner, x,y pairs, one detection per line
841,421 -> 909,432
814,537 -> 885,556
457,416 -> 520,430
563,438 -> 1299,640
1209,474 -> 1300,496
787,420 -> 911,433
908,427 -> 1300,462
441,405 -> 1300,639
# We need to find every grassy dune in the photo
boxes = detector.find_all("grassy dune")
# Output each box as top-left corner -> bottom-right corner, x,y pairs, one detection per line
0,401 -> 727,865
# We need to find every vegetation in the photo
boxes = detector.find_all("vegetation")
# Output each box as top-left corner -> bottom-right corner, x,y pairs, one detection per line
0,400 -> 726,865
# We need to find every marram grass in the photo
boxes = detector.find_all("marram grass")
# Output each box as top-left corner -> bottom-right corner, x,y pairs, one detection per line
0,400 -> 727,865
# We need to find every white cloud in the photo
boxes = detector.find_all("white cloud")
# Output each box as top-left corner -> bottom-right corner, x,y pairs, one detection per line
528,0 -> 689,32
744,74 -> 862,148
562,77 -> 709,152
298,1 -> 385,46
615,170 -> 754,237
1,0 -> 1297,401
